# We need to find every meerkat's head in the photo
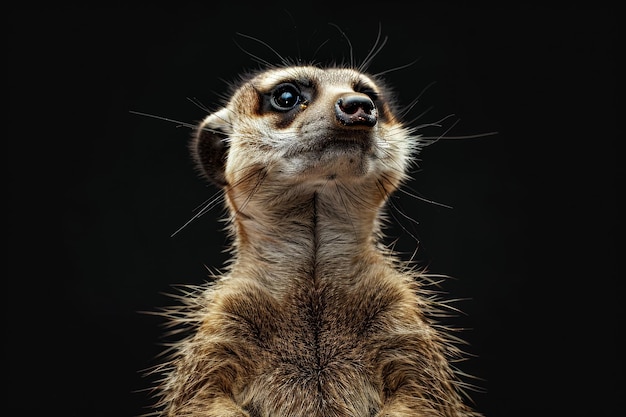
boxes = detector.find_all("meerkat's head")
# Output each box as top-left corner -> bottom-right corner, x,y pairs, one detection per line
190,65 -> 418,204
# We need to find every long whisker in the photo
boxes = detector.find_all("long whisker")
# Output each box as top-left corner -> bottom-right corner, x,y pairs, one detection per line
374,58 -> 420,78
311,38 -> 331,63
129,110 -> 198,130
359,23 -> 388,72
421,131 -> 499,140
170,191 -> 225,237
399,81 -> 437,119
328,23 -> 354,68
186,97 -> 211,113
397,183 -> 454,209
171,160 -> 276,237
376,177 -> 422,247
232,38 -> 274,68
232,166 -> 272,216
421,117 -> 461,146
281,9 -> 303,64
235,32 -> 290,67
408,112 -> 457,130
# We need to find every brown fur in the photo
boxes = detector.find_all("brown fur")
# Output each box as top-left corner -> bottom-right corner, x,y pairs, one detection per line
151,65 -> 481,416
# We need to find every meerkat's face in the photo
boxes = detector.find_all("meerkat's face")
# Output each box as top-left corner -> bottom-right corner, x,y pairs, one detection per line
191,66 -> 415,191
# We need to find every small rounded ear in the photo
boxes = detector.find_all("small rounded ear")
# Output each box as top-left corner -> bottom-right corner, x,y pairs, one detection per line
190,108 -> 231,188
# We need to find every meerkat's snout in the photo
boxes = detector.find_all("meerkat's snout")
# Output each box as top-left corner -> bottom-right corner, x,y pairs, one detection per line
334,93 -> 378,127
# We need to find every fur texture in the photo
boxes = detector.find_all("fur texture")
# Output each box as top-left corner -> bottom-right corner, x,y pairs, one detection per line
150,64 -> 481,417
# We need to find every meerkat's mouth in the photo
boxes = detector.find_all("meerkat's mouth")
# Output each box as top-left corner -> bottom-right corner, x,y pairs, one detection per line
310,134 -> 373,153
279,132 -> 374,181
289,134 -> 374,179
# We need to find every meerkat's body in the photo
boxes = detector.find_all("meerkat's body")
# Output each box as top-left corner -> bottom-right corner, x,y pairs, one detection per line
154,65 -> 480,416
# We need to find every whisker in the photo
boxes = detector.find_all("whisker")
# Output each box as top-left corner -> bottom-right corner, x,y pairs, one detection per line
421,131 -> 499,140
232,39 -> 274,68
170,191 -> 225,237
399,81 -> 437,120
421,117 -> 462,146
235,32 -> 290,67
129,110 -> 197,130
397,184 -> 454,209
232,166 -> 272,216
310,38 -> 331,64
281,9 -> 303,64
411,113 -> 457,131
373,58 -> 420,78
328,23 -> 354,68
186,97 -> 211,113
359,23 -> 388,72
171,161 -> 277,238
376,178 -> 422,247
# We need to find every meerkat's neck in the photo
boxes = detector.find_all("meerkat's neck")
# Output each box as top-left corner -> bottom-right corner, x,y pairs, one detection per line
225,179 -> 390,290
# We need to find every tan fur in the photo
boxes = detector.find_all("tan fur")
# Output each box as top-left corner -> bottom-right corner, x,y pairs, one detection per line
152,65 -> 481,416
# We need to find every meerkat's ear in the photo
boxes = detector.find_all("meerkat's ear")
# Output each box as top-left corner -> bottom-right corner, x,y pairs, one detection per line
190,108 -> 231,188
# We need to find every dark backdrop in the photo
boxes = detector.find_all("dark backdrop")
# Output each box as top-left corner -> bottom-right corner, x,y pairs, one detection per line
7,4 -> 620,416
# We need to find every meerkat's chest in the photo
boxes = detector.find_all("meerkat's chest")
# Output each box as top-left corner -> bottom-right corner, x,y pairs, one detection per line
226,281 -> 396,416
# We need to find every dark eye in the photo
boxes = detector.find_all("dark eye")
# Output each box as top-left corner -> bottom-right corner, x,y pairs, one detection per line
354,81 -> 379,101
359,87 -> 378,101
270,83 -> 301,111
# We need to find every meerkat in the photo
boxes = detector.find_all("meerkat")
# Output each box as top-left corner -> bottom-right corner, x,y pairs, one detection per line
150,60 -> 482,416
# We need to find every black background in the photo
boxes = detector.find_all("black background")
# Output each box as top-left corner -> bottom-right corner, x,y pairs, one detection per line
7,3 -> 620,417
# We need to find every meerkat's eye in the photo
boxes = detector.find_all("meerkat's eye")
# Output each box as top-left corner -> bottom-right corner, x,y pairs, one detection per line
359,87 -> 379,102
270,83 -> 301,111
354,81 -> 379,101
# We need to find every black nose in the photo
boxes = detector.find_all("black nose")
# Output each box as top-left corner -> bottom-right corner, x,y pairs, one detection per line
335,94 -> 378,127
